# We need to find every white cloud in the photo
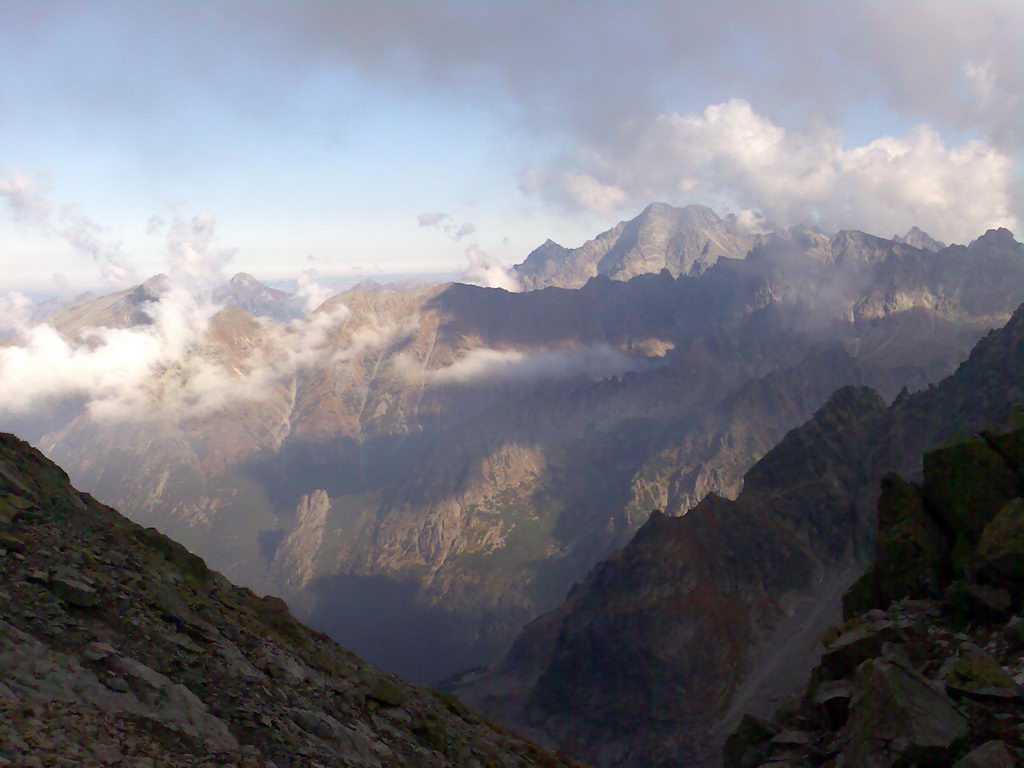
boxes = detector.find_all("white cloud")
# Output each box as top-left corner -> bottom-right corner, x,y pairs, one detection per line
294,269 -> 333,313
530,99 -> 1018,243
735,210 -> 772,235
432,344 -> 643,385
454,221 -> 476,239
0,170 -> 137,286
418,212 -> 450,228
556,173 -> 627,216
460,245 -> 521,292
0,170 -> 51,226
58,204 -> 137,285
0,206 -> 245,422
0,291 -> 32,335
165,211 -> 235,290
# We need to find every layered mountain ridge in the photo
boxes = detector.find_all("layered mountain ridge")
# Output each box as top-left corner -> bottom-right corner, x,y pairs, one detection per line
455,301 -> 1024,766
6,204 -> 1024,686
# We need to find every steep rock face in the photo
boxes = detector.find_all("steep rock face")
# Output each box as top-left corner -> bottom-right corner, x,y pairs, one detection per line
894,225 -> 946,252
725,427 -> 1024,767
19,222 -> 1024,685
513,203 -> 758,290
0,432 -> 582,768
458,303 -> 1024,767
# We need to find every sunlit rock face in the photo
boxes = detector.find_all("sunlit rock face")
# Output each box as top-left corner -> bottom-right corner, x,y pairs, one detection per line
513,203 -> 759,290
8,211 -> 1024,686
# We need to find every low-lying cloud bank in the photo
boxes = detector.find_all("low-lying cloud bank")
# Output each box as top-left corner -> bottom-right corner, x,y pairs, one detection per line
431,344 -> 646,385
0,190 -> 358,425
528,99 -> 1018,244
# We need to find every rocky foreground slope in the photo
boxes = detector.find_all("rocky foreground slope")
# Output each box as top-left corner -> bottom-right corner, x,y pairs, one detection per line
0,433 -> 581,768
726,428 -> 1024,767
456,301 -> 1024,767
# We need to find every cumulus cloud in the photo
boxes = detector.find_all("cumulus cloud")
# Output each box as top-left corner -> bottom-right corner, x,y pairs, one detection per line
418,211 -> 477,241
524,172 -> 626,216
431,344 -> 644,385
165,210 -> 235,290
460,245 -> 521,292
529,99 -> 1017,243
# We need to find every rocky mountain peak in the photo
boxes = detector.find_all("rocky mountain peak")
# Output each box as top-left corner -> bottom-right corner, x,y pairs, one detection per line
349,278 -> 385,293
521,238 -> 570,267
970,227 -> 1019,250
513,202 -> 757,289
637,201 -> 717,222
229,271 -> 262,288
215,273 -> 299,321
140,273 -> 170,297
894,226 -> 946,252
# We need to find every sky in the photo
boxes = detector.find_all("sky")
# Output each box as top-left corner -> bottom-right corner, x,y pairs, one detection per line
0,0 -> 1021,294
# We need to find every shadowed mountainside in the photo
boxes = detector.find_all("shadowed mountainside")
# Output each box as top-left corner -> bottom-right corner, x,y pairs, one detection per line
725,424 -> 1024,767
456,301 -> 1024,767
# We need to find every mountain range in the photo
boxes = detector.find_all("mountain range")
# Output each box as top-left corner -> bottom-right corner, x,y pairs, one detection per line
5,203 -> 1024,691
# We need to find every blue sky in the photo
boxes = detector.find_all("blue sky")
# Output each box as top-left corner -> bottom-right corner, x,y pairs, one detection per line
1,1 -> 1021,292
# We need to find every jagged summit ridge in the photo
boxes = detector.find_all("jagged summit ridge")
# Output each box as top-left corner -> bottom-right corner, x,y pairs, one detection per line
514,203 -> 1013,292
513,202 -> 759,289
894,225 -> 946,252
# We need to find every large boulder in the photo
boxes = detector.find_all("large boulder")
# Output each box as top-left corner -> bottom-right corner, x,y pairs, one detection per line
975,498 -> 1024,598
943,645 -> 1022,701
838,657 -> 968,767
952,740 -> 1018,768
821,620 -> 896,679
